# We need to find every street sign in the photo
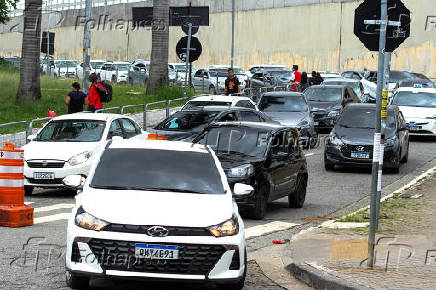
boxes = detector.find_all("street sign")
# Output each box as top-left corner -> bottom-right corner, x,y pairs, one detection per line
176,36 -> 202,63
132,6 -> 209,28
182,23 -> 199,35
354,0 -> 411,52
41,32 -> 55,55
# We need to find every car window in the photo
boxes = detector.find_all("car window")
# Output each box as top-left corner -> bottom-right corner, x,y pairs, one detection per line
238,111 -> 262,122
218,112 -> 238,122
194,70 -> 202,77
120,118 -> 139,138
259,94 -> 308,112
304,88 -> 343,102
108,120 -> 123,139
156,111 -> 219,131
235,100 -> 256,109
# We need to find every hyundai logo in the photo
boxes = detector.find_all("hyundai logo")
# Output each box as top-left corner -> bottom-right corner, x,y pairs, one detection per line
147,226 -> 169,237
356,146 -> 366,152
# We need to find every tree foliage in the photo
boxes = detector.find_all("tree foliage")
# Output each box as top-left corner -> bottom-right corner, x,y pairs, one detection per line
0,0 -> 20,24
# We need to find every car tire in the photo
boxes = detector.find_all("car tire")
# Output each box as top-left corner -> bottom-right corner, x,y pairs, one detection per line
217,249 -> 247,290
209,85 -> 216,95
251,184 -> 268,220
401,142 -> 409,163
65,270 -> 89,289
24,186 -> 34,197
307,132 -> 318,149
324,155 -> 335,171
390,151 -> 401,174
289,175 -> 307,208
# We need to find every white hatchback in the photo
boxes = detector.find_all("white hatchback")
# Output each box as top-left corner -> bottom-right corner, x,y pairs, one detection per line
64,139 -> 249,289
22,113 -> 146,195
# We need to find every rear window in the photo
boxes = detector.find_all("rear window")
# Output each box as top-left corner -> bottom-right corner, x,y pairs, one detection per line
304,88 -> 343,102
338,107 -> 396,130
90,149 -> 225,194
156,111 -> 219,131
184,101 -> 232,110
259,95 -> 308,112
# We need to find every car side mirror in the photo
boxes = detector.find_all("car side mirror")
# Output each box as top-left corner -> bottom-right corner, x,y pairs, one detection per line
233,183 -> 254,196
398,124 -> 409,132
63,175 -> 85,190
27,134 -> 37,142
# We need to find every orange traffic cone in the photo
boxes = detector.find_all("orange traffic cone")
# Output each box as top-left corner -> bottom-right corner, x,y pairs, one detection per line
0,143 -> 34,227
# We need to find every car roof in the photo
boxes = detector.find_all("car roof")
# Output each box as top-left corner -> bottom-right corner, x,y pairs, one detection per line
323,78 -> 358,83
344,103 -> 397,112
395,87 -> 436,93
181,106 -> 256,113
51,113 -> 123,122
306,85 -> 346,90
262,91 -> 304,97
189,95 -> 252,102
210,121 -> 291,132
108,138 -> 209,154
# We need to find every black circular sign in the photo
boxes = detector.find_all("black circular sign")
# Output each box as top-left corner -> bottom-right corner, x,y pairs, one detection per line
354,0 -> 411,52
176,36 -> 202,63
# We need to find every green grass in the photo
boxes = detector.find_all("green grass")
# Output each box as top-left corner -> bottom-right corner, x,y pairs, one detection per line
0,62 -> 193,133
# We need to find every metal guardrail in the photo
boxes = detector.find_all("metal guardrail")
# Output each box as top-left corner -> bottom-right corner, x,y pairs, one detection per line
95,107 -> 122,114
120,104 -> 146,128
0,121 -> 29,147
144,100 -> 169,128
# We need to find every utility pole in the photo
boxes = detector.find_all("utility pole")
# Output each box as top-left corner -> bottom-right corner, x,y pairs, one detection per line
183,23 -> 192,97
46,0 -> 50,77
82,0 -> 92,94
230,0 -> 235,68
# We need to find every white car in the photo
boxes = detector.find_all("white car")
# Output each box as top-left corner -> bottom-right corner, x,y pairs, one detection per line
77,60 -> 106,80
22,113 -> 146,196
64,139 -> 248,289
318,71 -> 342,79
182,95 -> 259,111
391,87 -> 436,136
44,60 -> 78,78
99,62 -> 130,83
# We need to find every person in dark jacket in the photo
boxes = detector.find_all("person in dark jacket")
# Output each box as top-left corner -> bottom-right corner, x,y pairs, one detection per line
65,82 -> 88,114
301,72 -> 309,91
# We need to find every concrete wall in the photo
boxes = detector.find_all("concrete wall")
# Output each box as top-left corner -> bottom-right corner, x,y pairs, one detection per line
1,0 -> 435,77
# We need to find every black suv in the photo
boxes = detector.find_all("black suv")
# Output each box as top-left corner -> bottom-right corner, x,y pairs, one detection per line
196,122 -> 308,219
304,85 -> 361,130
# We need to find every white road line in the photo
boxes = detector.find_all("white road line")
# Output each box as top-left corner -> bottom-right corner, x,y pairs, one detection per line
33,203 -> 75,213
245,221 -> 299,239
34,213 -> 71,224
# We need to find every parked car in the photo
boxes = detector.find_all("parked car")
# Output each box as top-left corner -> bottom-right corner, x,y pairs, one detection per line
183,95 -> 258,111
393,79 -> 436,91
197,122 -> 308,219
341,71 -> 377,101
341,71 -> 364,80
191,68 -> 227,94
246,70 -> 275,89
258,92 -> 318,147
169,62 -> 196,80
318,71 -> 341,79
99,61 -> 130,83
247,64 -> 288,78
304,85 -> 361,130
325,104 -> 409,173
46,60 -> 78,78
1,56 -> 21,68
65,138 -> 247,290
128,59 -> 149,86
76,60 -> 106,80
22,113 -> 146,196
322,78 -> 368,102
390,87 -> 436,136
149,106 -> 275,141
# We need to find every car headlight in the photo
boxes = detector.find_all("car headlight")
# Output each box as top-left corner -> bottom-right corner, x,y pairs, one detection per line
329,135 -> 344,146
228,164 -> 255,178
328,111 -> 340,118
69,151 -> 92,166
208,215 -> 239,237
75,207 -> 109,231
297,120 -> 309,127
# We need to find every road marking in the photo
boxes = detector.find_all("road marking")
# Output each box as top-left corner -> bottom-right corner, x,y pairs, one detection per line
245,221 -> 299,239
33,203 -> 75,213
34,213 -> 71,224
305,153 -> 315,157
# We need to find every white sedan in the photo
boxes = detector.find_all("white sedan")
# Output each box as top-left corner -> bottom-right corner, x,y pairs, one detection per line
22,113 -> 146,195
391,87 -> 436,136
64,139 -> 248,289
99,62 -> 130,83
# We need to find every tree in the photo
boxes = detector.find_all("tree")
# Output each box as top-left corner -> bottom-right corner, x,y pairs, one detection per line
0,0 -> 19,24
16,0 -> 42,104
146,0 -> 169,94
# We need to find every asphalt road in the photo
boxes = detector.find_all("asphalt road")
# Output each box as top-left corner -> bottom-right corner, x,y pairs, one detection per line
0,135 -> 435,289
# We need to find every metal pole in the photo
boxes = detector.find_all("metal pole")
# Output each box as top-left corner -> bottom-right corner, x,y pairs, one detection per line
46,1 -> 50,77
183,23 -> 192,97
82,0 -> 92,94
231,0 -> 235,68
368,0 -> 387,269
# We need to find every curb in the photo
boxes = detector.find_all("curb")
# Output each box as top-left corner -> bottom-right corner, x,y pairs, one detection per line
287,263 -> 374,290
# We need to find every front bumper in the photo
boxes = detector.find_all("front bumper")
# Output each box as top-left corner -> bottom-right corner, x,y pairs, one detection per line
406,118 -> 436,136
66,213 -> 246,282
312,114 -> 336,129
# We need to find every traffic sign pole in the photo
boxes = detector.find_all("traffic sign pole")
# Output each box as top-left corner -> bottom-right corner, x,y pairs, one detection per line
231,0 -> 235,69
368,0 -> 388,269
184,23 -> 192,96
82,0 -> 92,94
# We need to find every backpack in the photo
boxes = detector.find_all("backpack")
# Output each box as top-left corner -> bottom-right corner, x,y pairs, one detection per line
98,81 -> 112,103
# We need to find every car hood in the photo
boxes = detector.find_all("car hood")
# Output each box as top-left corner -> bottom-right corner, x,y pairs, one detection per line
399,106 -> 436,119
334,126 -> 395,145
22,141 -> 101,161
309,101 -> 342,112
263,111 -> 307,126
80,189 -> 233,227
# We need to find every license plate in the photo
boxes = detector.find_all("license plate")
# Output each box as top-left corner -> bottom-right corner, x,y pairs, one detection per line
351,152 -> 370,159
33,172 -> 55,180
314,121 -> 319,126
409,125 -> 420,131
135,244 -> 179,260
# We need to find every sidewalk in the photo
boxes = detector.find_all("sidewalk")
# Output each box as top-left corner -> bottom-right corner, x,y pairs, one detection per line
288,172 -> 436,290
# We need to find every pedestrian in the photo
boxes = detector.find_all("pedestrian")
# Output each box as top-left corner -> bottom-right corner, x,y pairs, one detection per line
290,65 -> 302,91
224,68 -> 241,96
65,82 -> 88,114
301,72 -> 309,92
316,72 -> 324,84
87,73 -> 106,112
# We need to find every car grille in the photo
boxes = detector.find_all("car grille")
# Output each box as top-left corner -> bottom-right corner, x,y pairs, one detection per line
341,144 -> 373,158
87,239 -> 226,275
26,178 -> 64,184
102,224 -> 213,237
27,161 -> 65,168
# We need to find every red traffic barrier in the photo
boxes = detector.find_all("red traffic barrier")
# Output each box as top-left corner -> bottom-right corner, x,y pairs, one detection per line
0,143 -> 34,227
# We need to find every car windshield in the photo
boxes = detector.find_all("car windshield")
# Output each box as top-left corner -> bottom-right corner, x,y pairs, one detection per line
184,101 -> 232,110
114,64 -> 129,71
202,127 -> 269,159
35,120 -> 106,142
156,111 -> 219,131
338,108 -> 396,130
305,87 -> 343,102
90,148 -> 225,194
392,92 -> 436,108
91,62 -> 105,69
259,95 -> 308,112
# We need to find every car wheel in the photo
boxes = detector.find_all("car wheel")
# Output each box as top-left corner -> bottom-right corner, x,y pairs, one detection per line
24,186 -> 34,197
251,184 -> 268,220
209,85 -> 216,95
389,151 -> 401,174
65,270 -> 89,289
309,132 -> 319,148
401,141 -> 409,163
289,175 -> 307,208
217,249 -> 247,290
324,155 -> 335,171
